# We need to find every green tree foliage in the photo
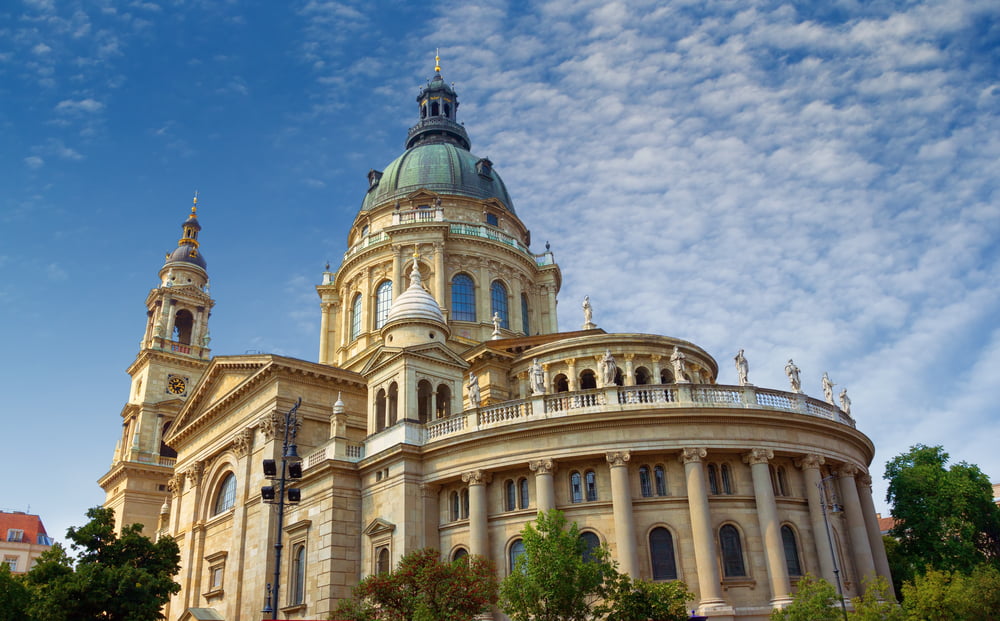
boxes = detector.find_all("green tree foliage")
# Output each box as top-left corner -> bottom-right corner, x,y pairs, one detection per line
769,574 -> 841,621
848,575 -> 904,621
499,509 -> 616,621
900,565 -> 1000,621
0,564 -> 33,621
884,444 -> 1000,575
332,547 -> 498,621
22,506 -> 181,621
602,573 -> 693,621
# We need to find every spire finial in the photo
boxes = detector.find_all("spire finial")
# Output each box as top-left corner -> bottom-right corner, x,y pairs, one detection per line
434,49 -> 441,74
191,190 -> 199,216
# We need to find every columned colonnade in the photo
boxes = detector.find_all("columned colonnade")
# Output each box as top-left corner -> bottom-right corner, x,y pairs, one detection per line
457,447 -> 891,611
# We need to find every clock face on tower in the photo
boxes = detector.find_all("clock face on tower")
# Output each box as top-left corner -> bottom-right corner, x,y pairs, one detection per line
167,375 -> 187,396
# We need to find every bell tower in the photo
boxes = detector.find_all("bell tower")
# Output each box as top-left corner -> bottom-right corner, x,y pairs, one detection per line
99,194 -> 215,533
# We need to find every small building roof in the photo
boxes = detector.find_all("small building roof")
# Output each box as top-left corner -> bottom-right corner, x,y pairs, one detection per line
0,511 -> 50,545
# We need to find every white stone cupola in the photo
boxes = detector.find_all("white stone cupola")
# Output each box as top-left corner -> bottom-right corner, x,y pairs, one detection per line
379,254 -> 449,347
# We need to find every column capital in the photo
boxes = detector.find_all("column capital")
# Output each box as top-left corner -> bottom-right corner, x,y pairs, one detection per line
529,459 -> 556,475
420,483 -> 441,496
794,454 -> 825,470
858,473 -> 873,488
184,461 -> 204,487
606,450 -> 631,467
462,470 -> 492,485
680,447 -> 707,464
835,463 -> 861,478
743,448 -> 774,466
564,357 -> 576,367
231,428 -> 254,457
167,473 -> 184,497
623,353 -> 635,361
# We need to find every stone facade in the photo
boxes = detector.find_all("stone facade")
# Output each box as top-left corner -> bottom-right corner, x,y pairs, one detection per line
100,64 -> 891,621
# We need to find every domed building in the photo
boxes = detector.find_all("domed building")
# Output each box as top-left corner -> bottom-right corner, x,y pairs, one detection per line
99,60 -> 891,621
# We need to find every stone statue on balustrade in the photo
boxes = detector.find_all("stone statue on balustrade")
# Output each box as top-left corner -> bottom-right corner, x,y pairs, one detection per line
839,387 -> 852,418
734,349 -> 750,386
468,372 -> 480,408
671,346 -> 689,383
491,312 -> 502,339
785,359 -> 801,393
600,350 -> 617,387
530,358 -> 545,395
582,296 -> 596,330
822,372 -> 836,404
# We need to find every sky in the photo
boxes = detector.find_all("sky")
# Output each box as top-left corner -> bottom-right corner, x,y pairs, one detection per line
2,0 -> 998,545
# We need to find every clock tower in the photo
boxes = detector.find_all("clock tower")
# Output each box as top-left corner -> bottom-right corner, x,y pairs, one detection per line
99,195 -> 215,534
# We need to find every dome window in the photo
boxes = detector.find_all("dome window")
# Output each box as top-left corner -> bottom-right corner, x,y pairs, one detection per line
485,212 -> 499,227
367,169 -> 383,190
476,158 -> 493,179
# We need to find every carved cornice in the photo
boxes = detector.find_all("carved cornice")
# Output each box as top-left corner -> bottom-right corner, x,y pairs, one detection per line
606,450 -> 631,467
743,448 -> 774,466
680,447 -> 707,464
232,428 -> 254,457
461,470 -> 492,486
529,458 -> 555,475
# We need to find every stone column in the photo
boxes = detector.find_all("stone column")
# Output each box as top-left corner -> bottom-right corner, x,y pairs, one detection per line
318,302 -> 333,364
164,299 -> 177,341
650,355 -> 662,383
433,242 -> 446,309
856,473 -> 893,595
606,451 -> 639,576
623,354 -> 635,386
511,278 -> 524,335
529,459 -> 556,512
391,246 -> 403,301
462,470 -> 492,557
681,448 -> 726,608
837,465 -> 877,590
566,358 -> 578,391
796,455 -> 836,584
744,448 -> 792,605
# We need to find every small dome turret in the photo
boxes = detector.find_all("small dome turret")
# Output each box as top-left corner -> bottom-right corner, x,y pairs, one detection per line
164,193 -> 207,271
384,255 -> 447,327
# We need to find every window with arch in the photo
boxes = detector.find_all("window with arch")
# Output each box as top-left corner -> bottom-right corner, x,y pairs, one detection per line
707,464 -> 719,495
639,466 -> 653,498
635,366 -> 652,385
580,370 -> 597,390
290,544 -> 306,605
719,524 -> 746,577
450,491 -> 461,521
505,479 -> 517,511
451,274 -> 476,322
521,293 -> 529,335
376,547 -> 390,574
350,293 -> 362,341
213,473 -> 237,515
654,465 -> 668,496
781,525 -> 802,576
585,470 -> 598,502
553,374 -> 569,392
452,547 -> 469,562
491,281 -> 509,329
721,463 -> 734,494
159,422 -> 177,458
509,539 -> 525,572
649,527 -> 678,580
570,471 -> 583,503
461,489 -> 470,519
660,368 -> 674,384
518,478 -> 529,509
173,309 -> 194,344
418,380 -> 433,424
376,388 -> 387,432
375,280 -> 393,329
435,383 -> 451,418
579,531 -> 601,563
387,382 -> 398,426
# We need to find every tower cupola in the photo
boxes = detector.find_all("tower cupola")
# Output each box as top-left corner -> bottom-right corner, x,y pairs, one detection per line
406,52 -> 471,150
380,254 -> 449,347
164,193 -> 207,271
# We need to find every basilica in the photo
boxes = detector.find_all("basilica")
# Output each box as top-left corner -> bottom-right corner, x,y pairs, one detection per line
98,60 -> 891,621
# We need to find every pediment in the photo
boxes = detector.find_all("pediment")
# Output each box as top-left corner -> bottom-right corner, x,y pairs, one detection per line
360,341 -> 469,377
405,189 -> 441,203
363,518 -> 396,537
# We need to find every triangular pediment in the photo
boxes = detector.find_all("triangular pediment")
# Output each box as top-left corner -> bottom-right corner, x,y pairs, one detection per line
361,341 -> 469,378
363,518 -> 396,537
405,189 -> 441,204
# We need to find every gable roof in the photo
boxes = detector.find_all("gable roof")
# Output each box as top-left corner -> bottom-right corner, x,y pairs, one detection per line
0,512 -> 49,545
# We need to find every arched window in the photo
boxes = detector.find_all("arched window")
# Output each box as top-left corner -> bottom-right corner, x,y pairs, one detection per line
777,466 -> 789,497
213,473 -> 237,515
452,547 -> 469,562
639,466 -> 652,498
350,293 -> 362,341
585,470 -> 598,501
579,532 -> 600,562
553,374 -> 569,392
721,463 -> 734,495
580,370 -> 597,390
660,368 -> 674,384
509,539 -> 525,572
519,478 -> 529,509
635,366 -> 652,385
505,479 -> 517,511
781,525 -> 802,576
291,544 -> 306,605
376,547 -> 390,574
451,274 -> 476,322
521,293 -> 529,335
491,281 -> 509,329
387,382 -> 398,426
649,527 -> 678,580
436,384 -> 451,418
375,280 -> 393,329
173,309 -> 194,344
450,491 -> 460,521
159,422 -> 177,458
461,489 -> 470,519
707,464 -> 719,495
376,388 -> 387,431
418,380 -> 433,423
570,472 -> 583,503
654,465 -> 667,496
720,525 -> 746,577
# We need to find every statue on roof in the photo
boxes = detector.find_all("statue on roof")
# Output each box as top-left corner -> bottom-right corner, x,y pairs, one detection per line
582,296 -> 595,330
530,358 -> 545,395
671,347 -> 689,383
839,387 -> 852,417
491,312 -> 502,339
468,372 -> 480,408
822,372 -> 836,405
785,359 -> 801,393
734,349 -> 750,386
600,350 -> 617,387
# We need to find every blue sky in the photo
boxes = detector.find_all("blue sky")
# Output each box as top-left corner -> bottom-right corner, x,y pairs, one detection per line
3,0 -> 998,544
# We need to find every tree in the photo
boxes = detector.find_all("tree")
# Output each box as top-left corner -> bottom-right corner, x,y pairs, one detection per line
0,564 -> 33,621
333,547 -> 498,621
602,573 -> 693,621
499,509 -> 616,621
900,564 -> 1000,621
22,506 -> 181,621
769,574 -> 840,621
884,445 -> 1000,575
848,575 -> 904,621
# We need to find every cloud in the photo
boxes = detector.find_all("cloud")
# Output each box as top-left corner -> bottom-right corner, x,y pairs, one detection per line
55,98 -> 105,114
24,156 -> 44,169
46,263 -> 68,281
32,43 -> 53,55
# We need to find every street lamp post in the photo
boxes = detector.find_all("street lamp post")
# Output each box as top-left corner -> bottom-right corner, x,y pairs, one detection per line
260,397 -> 303,620
819,475 -> 849,621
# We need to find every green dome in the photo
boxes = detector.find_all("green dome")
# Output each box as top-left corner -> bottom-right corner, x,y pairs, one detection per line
361,143 -> 515,214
